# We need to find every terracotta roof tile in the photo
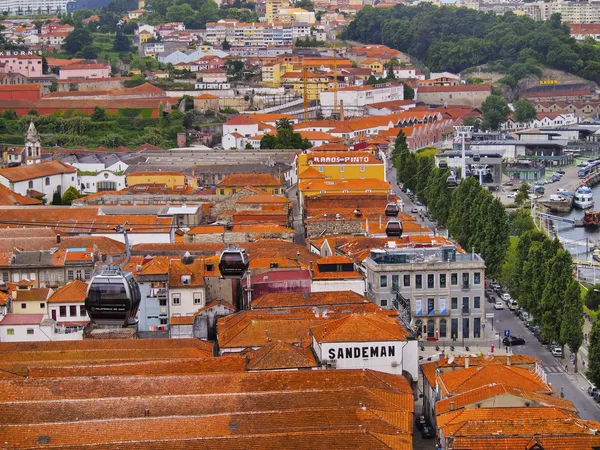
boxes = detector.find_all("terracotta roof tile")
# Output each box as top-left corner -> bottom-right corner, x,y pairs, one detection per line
246,340 -> 318,370
225,115 -> 258,126
0,184 -> 43,205
218,173 -> 282,188
252,291 -> 368,309
310,313 -> 410,343
0,161 -> 75,183
48,280 -> 88,303
14,288 -> 52,302
169,258 -> 206,288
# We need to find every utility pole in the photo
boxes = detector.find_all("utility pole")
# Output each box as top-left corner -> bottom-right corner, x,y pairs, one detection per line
332,36 -> 338,119
454,126 -> 473,181
302,56 -> 309,122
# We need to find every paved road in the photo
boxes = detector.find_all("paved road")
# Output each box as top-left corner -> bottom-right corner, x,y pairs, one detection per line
485,291 -> 600,420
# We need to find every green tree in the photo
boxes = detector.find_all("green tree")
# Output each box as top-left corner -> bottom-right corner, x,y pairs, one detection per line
113,31 -> 131,52
540,249 -> 573,343
514,98 -> 537,124
27,109 -> 38,116
91,106 -> 106,122
49,79 -> 58,93
425,167 -> 452,226
82,45 -> 99,59
560,280 -> 584,372
585,285 -> 600,311
61,186 -> 81,205
587,318 -> 600,387
222,39 -> 231,50
295,0 -> 314,10
51,191 -> 62,205
481,94 -> 510,131
514,182 -> 530,206
64,27 -> 92,54
403,83 -> 414,100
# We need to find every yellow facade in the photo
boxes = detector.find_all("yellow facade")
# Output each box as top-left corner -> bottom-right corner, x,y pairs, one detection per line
218,185 -> 282,195
262,63 -> 281,87
360,60 -> 384,74
127,172 -> 188,189
139,30 -> 152,43
12,298 -> 48,315
297,152 -> 386,181
265,0 -> 289,23
138,0 -> 145,8
196,44 -> 214,52
282,72 -> 330,100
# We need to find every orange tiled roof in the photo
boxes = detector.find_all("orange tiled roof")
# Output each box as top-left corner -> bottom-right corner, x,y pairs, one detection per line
218,173 -> 282,188
299,178 -> 392,192
310,313 -> 410,343
225,115 -> 258,126
246,340 -> 318,370
48,280 -> 88,304
14,288 -> 52,302
169,258 -> 206,288
252,291 -> 369,309
0,161 -> 75,183
236,194 -> 289,204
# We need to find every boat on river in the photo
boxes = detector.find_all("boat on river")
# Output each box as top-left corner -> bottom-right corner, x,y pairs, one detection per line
582,210 -> 600,228
574,186 -> 594,209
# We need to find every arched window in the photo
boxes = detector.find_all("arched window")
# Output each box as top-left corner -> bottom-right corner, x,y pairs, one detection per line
45,177 -> 50,186
439,319 -> 447,338
427,320 -> 435,338
28,180 -> 33,189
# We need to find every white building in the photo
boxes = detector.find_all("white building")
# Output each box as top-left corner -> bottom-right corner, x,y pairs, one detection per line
502,113 -> 578,131
222,115 -> 260,139
310,314 -> 418,380
537,0 -> 600,23
194,69 -> 230,90
0,0 -> 68,15
393,67 -> 425,80
0,160 -> 78,199
168,254 -> 207,320
47,280 -> 89,332
311,256 -> 366,296
61,153 -> 128,194
320,82 -> 404,118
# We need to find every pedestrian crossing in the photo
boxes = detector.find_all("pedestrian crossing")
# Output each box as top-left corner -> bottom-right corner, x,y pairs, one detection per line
543,365 -> 566,374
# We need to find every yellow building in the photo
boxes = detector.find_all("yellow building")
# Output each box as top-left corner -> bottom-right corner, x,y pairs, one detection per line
217,173 -> 283,195
297,151 -> 386,181
139,29 -> 152,43
281,71 -> 330,100
12,285 -> 53,315
138,0 -> 145,8
278,7 -> 316,24
196,44 -> 214,52
262,62 -> 282,88
266,0 -> 289,23
126,171 -> 189,189
360,59 -> 384,75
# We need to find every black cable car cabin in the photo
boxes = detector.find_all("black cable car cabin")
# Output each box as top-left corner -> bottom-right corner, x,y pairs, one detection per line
446,175 -> 458,188
385,220 -> 403,238
473,153 -> 481,162
218,247 -> 250,279
85,270 -> 141,327
385,202 -> 399,217
438,161 -> 448,169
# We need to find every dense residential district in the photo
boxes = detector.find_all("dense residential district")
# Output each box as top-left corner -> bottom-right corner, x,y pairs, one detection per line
0,0 -> 600,448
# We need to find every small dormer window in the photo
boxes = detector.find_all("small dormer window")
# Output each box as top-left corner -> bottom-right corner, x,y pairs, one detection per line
181,274 -> 191,285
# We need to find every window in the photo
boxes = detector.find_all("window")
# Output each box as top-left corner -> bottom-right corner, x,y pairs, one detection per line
69,305 -> 77,317
159,297 -> 167,307
474,296 -> 481,309
219,189 -> 224,195
76,270 -> 82,280
451,318 -> 458,340
318,166 -> 324,172
360,166 -> 365,172
45,177 -> 50,185
28,180 -> 33,189
427,274 -> 434,289
273,188 -> 279,194
391,275 -> 399,291
84,270 -> 91,280
403,274 -> 410,287
39,303 -> 45,309
440,319 -> 447,338
67,270 -> 74,281
462,273 -> 470,288
172,294 -> 181,305
415,275 -> 422,289
80,305 -> 86,316
451,273 -> 458,285
59,306 -> 67,317
21,303 -> 26,309
340,166 -> 344,172
380,275 -> 387,288
451,297 -> 458,310
6,328 -> 14,335
439,274 -> 446,288
232,188 -> 237,194
462,297 -> 469,313
474,317 -> 481,338
193,293 -> 203,305
427,298 -> 435,315
159,318 -> 168,325
462,317 -> 470,339
474,272 -> 481,284
380,299 -> 388,307
27,328 -> 34,335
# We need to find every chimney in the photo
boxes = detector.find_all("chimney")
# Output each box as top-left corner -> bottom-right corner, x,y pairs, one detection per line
296,250 -> 301,265
507,354 -> 511,366
339,99 -> 344,122
56,234 -> 61,244
450,401 -> 455,411
465,356 -> 469,369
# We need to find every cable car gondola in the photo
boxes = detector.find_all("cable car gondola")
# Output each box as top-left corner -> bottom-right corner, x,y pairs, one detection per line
385,219 -> 403,238
439,161 -> 448,169
385,202 -> 399,217
472,153 -> 481,162
446,175 -> 458,188
85,270 -> 141,327
218,245 -> 250,279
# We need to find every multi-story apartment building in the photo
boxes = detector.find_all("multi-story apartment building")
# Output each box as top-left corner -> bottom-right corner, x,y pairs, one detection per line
537,0 -> 600,23
364,244 -> 486,344
205,19 -> 311,47
265,0 -> 289,23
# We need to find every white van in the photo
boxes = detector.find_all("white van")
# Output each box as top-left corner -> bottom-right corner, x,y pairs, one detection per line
509,299 -> 518,311
549,194 -> 566,201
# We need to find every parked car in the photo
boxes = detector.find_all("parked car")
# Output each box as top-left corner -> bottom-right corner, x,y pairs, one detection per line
506,192 -> 517,199
503,336 -> 526,346
415,415 -> 428,431
420,424 -> 435,439
501,293 -> 512,302
415,201 -> 424,206
538,335 -> 549,345
551,347 -> 563,358
588,386 -> 597,397
494,301 -> 504,310
411,207 -> 419,213
556,170 -> 566,175
487,295 -> 496,304
593,390 -> 600,403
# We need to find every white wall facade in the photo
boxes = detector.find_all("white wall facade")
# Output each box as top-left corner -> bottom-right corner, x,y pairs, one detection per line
0,322 -> 50,342
0,172 -> 78,197
222,122 -> 258,138
79,171 -> 126,194
93,232 -> 172,245
169,286 -> 206,317
321,84 -> 404,118
311,279 -> 365,296
48,301 -> 88,322
312,338 -> 419,380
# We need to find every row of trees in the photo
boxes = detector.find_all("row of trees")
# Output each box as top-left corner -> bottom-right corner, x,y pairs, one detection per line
391,131 -> 509,277
343,4 -> 600,83
501,229 -> 584,370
